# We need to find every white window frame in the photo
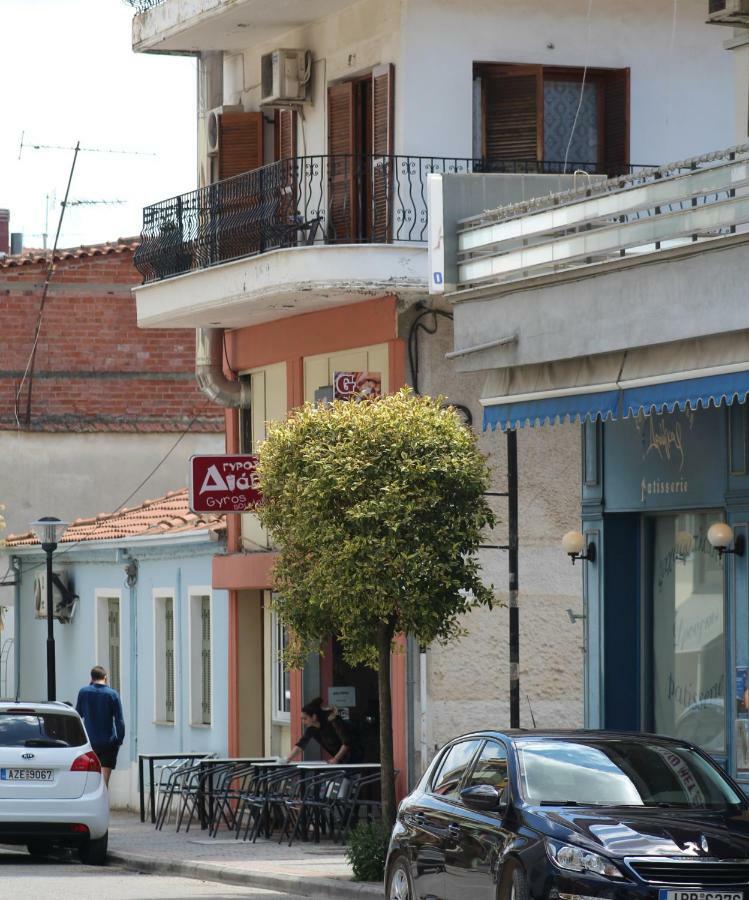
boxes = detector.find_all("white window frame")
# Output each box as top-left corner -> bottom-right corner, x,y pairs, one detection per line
153,589 -> 176,726
94,589 -> 122,695
187,587 -> 213,727
271,605 -> 291,725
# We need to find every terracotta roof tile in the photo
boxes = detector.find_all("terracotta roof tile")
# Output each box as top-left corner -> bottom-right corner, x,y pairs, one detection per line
0,237 -> 139,268
5,488 -> 225,547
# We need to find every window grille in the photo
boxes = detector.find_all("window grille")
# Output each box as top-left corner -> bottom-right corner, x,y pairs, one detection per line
201,597 -> 211,725
164,599 -> 175,723
107,598 -> 121,694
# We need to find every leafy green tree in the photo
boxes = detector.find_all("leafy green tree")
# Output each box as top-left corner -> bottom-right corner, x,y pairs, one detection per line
256,389 -> 495,826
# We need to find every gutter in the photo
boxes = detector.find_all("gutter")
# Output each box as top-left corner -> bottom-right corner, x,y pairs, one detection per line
195,328 -> 250,408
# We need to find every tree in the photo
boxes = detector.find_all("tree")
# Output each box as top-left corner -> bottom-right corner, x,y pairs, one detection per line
256,388 -> 495,826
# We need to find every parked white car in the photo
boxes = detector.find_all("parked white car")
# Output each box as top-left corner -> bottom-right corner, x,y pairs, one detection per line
0,701 -> 109,863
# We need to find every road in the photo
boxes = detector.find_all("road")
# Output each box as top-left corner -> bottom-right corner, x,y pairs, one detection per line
0,849 -> 306,900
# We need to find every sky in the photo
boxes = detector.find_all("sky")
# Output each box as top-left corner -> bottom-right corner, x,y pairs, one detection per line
1,0 -> 197,249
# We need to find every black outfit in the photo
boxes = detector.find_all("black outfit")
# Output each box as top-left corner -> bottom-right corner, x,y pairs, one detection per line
296,715 -> 361,762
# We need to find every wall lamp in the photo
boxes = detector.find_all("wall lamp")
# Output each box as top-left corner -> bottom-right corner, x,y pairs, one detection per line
707,522 -> 745,559
562,530 -> 596,565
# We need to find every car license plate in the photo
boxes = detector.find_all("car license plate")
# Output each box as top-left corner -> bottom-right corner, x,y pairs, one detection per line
0,768 -> 53,781
659,892 -> 743,900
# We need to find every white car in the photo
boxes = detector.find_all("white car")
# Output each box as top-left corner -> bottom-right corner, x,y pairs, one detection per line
0,701 -> 109,864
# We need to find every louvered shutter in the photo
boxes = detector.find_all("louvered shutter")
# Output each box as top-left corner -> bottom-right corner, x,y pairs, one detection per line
276,110 -> 299,245
218,112 -> 264,180
372,63 -> 394,242
327,81 -> 356,242
277,109 -> 297,160
603,68 -> 630,177
483,71 -> 541,165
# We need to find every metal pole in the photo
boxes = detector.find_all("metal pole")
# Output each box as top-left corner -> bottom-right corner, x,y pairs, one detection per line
507,429 -> 520,728
44,544 -> 56,701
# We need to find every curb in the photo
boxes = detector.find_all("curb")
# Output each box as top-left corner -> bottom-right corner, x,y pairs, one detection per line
108,849 -> 382,899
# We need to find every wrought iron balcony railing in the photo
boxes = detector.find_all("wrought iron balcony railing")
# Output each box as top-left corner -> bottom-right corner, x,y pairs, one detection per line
134,155 -> 644,283
124,0 -> 166,12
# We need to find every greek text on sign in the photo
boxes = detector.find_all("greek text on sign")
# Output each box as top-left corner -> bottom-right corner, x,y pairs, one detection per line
189,455 -> 261,513
333,371 -> 382,401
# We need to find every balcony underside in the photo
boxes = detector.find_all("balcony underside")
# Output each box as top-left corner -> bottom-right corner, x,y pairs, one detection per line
134,242 -> 427,329
133,0 -> 358,53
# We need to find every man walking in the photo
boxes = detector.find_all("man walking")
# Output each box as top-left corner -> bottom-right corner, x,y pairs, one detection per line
76,665 -> 125,787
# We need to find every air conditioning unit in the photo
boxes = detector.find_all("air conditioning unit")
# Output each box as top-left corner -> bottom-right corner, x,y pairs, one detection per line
33,571 -> 79,624
205,104 -> 243,157
260,49 -> 311,106
707,0 -> 749,25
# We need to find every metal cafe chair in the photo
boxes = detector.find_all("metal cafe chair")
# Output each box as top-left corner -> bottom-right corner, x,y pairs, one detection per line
234,767 -> 297,843
156,759 -> 210,831
175,761 -> 239,833
207,763 -> 262,837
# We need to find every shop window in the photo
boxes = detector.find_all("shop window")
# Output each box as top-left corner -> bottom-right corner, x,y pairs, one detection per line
649,512 -> 725,756
271,607 -> 291,724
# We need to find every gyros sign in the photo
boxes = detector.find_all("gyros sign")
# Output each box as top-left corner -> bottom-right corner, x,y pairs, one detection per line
189,454 -> 261,513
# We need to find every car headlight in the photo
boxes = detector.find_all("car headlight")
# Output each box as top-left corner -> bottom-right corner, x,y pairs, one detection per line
545,839 -> 624,879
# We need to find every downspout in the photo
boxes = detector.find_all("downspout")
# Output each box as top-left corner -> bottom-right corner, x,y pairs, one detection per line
13,557 -> 21,700
195,328 -> 251,408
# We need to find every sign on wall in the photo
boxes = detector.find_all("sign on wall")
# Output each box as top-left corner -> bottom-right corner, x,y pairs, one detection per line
333,371 -> 382,401
189,454 -> 261,514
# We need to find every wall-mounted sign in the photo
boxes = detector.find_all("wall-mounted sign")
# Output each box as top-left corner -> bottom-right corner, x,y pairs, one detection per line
603,406 -> 726,512
333,371 -> 381,401
328,686 -> 356,708
189,454 -> 261,514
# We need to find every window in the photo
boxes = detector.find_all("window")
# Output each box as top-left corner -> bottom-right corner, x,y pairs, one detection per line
465,741 -> 508,792
95,591 -> 121,695
0,712 -> 86,747
189,592 -> 212,726
271,607 -> 291,724
474,63 -> 629,175
154,592 -> 176,725
431,739 -> 483,800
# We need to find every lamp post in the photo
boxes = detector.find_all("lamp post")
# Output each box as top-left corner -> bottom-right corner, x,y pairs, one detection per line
30,517 -> 68,701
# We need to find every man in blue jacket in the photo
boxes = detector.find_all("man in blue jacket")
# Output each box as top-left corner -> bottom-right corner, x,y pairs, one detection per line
76,665 -> 125,787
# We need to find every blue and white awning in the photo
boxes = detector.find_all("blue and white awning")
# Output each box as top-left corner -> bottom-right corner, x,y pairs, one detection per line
481,338 -> 749,431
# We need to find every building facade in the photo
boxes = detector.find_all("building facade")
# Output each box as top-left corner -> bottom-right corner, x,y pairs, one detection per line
127,0 -> 738,786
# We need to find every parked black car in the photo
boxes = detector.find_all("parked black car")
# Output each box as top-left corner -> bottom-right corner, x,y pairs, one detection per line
385,730 -> 749,900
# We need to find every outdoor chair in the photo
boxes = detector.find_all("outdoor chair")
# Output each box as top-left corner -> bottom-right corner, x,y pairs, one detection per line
280,770 -> 352,846
207,763 -> 262,837
334,771 -> 384,841
155,759 -> 208,831
146,757 -> 188,825
175,761 -> 240,833
233,768 -> 297,843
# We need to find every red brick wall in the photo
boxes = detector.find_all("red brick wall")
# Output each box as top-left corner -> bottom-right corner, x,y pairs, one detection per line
0,247 -> 224,433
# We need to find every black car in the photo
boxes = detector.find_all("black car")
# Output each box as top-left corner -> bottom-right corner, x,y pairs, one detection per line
385,730 -> 749,900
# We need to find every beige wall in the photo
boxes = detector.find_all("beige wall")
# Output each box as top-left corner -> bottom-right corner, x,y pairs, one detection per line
237,589 -> 265,756
402,304 -> 584,768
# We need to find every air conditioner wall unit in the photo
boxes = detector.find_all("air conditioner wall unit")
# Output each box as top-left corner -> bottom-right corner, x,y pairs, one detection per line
260,49 -> 311,106
205,104 -> 243,157
34,570 -> 79,624
707,0 -> 749,25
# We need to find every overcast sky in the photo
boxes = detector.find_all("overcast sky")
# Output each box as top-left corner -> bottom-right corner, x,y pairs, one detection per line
1,0 -> 196,249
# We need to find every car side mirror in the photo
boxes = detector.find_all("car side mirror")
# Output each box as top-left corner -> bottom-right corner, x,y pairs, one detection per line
460,784 -> 505,812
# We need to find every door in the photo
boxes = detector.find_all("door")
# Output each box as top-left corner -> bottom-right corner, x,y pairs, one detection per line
444,740 -> 512,900
409,738 -> 483,900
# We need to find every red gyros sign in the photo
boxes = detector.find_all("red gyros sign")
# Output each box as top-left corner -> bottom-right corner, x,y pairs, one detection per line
189,454 -> 261,514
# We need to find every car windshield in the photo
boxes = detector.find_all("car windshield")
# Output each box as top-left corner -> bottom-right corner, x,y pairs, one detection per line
0,713 -> 86,748
517,739 -> 744,809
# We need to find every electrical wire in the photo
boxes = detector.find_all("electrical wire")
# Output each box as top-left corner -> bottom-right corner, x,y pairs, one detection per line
563,0 -> 594,174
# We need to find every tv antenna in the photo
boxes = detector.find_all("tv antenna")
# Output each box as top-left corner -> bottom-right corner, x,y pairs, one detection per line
18,131 -> 156,160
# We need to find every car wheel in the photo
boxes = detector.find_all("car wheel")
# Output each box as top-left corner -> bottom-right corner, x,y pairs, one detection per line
387,857 -> 414,900
26,841 -> 52,858
498,859 -> 529,900
78,831 -> 108,866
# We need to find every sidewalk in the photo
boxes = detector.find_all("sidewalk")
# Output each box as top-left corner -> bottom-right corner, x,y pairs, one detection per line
108,811 -> 382,899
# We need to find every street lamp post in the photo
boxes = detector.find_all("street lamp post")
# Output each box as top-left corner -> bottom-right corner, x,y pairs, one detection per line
30,517 -> 68,702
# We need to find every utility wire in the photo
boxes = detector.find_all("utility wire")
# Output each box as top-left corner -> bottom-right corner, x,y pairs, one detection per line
563,0 -> 594,174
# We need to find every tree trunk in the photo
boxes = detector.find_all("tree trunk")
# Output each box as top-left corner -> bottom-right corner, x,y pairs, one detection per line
377,620 -> 397,828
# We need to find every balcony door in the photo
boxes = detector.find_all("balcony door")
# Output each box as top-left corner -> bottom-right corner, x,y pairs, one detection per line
327,64 -> 393,243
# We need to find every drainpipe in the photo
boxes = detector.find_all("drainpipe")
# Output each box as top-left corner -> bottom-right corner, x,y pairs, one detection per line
195,328 -> 250,408
12,557 -> 21,700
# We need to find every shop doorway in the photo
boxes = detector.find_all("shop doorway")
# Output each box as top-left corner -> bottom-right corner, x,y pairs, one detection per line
328,637 -> 380,763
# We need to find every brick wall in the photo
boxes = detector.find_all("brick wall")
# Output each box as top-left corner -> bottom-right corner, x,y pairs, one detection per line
0,245 -> 224,432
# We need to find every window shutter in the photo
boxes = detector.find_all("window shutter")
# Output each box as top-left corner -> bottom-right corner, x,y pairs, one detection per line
218,111 -> 264,181
277,109 -> 297,160
107,598 -> 120,695
483,72 -> 541,163
327,81 -> 356,241
164,599 -> 175,723
603,68 -> 630,176
372,63 -> 394,242
201,597 -> 211,726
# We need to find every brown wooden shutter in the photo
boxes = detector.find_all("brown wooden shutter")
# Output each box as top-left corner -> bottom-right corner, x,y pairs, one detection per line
372,63 -> 394,242
327,81 -> 356,241
277,109 -> 297,160
276,109 -> 298,243
218,112 -> 264,180
603,68 -> 630,177
482,70 -> 541,164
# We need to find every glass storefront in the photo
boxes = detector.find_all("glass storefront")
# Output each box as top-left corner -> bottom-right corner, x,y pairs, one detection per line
649,513 -> 725,756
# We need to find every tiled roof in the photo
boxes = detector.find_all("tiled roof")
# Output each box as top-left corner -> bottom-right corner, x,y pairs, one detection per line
0,237 -> 139,268
5,489 -> 225,547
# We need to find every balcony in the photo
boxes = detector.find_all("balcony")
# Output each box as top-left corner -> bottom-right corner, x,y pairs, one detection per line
450,144 -> 749,376
133,155 -> 641,329
128,0 -> 362,54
